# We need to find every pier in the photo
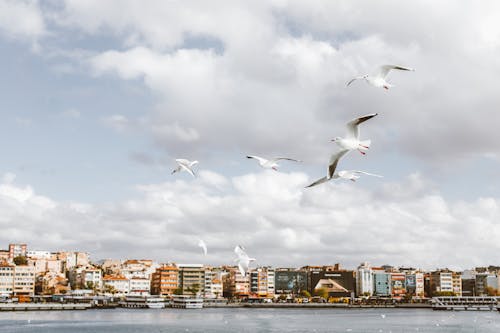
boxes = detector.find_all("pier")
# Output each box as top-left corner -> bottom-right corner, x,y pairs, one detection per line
432,296 -> 500,311
0,303 -> 92,311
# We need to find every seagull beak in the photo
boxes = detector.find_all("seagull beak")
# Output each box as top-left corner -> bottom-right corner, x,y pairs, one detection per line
331,139 -> 336,142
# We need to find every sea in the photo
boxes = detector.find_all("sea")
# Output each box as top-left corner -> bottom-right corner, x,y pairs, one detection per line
0,308 -> 499,333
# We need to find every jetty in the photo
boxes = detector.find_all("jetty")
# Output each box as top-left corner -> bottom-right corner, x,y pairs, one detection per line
0,303 -> 92,311
432,296 -> 500,311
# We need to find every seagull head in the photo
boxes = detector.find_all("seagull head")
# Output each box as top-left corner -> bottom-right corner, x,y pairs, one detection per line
331,136 -> 341,142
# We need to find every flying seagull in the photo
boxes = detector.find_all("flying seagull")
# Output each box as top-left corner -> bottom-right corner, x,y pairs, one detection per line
246,155 -> 301,171
198,239 -> 207,256
305,149 -> 349,188
306,170 -> 383,188
234,245 -> 255,277
171,159 -> 199,177
331,113 -> 377,155
347,65 -> 414,90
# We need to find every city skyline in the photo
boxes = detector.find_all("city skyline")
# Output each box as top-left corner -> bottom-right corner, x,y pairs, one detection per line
1,1 -> 500,269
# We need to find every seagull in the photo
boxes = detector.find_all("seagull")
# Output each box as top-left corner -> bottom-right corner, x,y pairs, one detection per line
198,239 -> 207,256
347,65 -> 414,90
305,149 -> 348,188
171,159 -> 199,177
234,245 -> 255,277
246,155 -> 301,171
331,113 -> 377,155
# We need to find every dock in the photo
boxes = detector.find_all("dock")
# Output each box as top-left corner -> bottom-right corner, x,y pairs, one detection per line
0,303 -> 92,311
432,296 -> 500,311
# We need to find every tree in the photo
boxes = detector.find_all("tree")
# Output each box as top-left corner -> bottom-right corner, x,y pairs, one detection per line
13,256 -> 27,265
314,288 -> 329,299
186,283 -> 200,295
485,286 -> 498,296
433,291 -> 455,297
300,290 -> 311,298
173,287 -> 183,295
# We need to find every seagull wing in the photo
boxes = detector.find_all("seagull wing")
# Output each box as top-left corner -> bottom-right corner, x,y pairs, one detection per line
272,157 -> 302,163
352,170 -> 383,178
234,245 -> 247,258
175,158 -> 190,165
180,164 -> 196,177
238,262 -> 247,277
328,149 -> 349,179
376,65 -> 414,79
246,155 -> 267,165
346,77 -> 362,86
346,113 -> 378,139
305,176 -> 329,188
198,240 -> 207,255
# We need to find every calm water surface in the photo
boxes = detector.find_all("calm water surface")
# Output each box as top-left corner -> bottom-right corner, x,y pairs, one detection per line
1,308 -> 499,333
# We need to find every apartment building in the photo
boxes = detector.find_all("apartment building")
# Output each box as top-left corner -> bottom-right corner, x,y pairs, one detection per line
151,264 -> 179,296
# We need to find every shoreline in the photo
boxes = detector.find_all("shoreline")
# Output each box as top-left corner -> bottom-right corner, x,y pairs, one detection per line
0,302 -> 432,311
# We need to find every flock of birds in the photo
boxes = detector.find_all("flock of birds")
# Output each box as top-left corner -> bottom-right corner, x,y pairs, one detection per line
177,64 -> 415,276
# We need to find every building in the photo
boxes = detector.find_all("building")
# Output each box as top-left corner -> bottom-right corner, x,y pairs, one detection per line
27,251 -> 52,259
373,270 -> 391,296
121,259 -> 157,279
475,272 -> 499,296
151,264 -> 179,296
274,268 -> 308,295
178,264 -> 205,296
222,267 -> 250,298
356,262 -> 373,297
390,273 -> 406,299
82,269 -> 102,290
13,265 -> 35,297
39,272 -> 69,295
129,277 -> 151,295
204,267 -> 224,298
250,267 -> 275,298
304,265 -> 355,298
405,272 -> 425,298
429,269 -> 462,296
0,262 -> 14,296
102,275 -> 129,295
9,244 -> 27,260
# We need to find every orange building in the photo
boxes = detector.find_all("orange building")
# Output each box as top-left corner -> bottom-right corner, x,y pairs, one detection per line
151,265 -> 179,296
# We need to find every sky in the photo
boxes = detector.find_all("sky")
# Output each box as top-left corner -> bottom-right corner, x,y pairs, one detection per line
1,0 -> 500,270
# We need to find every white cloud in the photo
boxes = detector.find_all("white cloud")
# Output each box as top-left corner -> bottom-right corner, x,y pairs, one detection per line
60,108 -> 81,119
101,114 -> 130,132
1,172 -> 499,269
0,0 -> 46,42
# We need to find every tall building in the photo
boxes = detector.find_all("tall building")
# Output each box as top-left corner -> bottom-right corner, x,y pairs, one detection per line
222,266 -> 250,298
373,269 -> 391,296
356,262 -> 373,296
429,269 -> 462,296
0,262 -> 14,297
13,265 -> 35,297
178,264 -> 205,296
204,267 -> 224,298
405,272 -> 425,298
151,264 -> 179,296
102,275 -> 129,295
9,244 -> 27,260
250,267 -> 275,298
274,268 -> 308,295
390,273 -> 406,299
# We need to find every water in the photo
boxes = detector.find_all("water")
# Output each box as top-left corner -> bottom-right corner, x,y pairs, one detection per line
0,308 -> 499,333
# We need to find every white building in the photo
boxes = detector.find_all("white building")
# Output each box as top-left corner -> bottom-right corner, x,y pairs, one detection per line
13,265 -> 35,296
26,251 -> 52,260
0,262 -> 14,296
356,262 -> 373,296
129,277 -> 150,294
103,276 -> 130,295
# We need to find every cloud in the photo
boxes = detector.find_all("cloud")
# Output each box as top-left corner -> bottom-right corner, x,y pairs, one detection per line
1,171 -> 499,270
101,114 -> 130,132
0,0 -> 46,46
60,108 -> 81,119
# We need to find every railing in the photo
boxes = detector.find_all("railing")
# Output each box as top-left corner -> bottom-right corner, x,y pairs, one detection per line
432,296 -> 500,311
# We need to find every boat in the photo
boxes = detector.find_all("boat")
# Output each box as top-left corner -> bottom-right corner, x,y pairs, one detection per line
119,296 -> 166,309
171,295 -> 204,309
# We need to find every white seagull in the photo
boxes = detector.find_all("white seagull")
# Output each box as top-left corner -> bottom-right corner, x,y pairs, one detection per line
171,159 -> 199,177
331,113 -> 377,155
198,239 -> 207,256
347,65 -> 414,90
234,245 -> 256,277
246,155 -> 301,171
305,149 -> 348,188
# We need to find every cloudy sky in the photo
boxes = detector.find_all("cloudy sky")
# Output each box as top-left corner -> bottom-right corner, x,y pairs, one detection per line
1,0 -> 500,270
